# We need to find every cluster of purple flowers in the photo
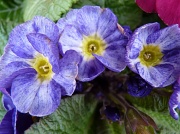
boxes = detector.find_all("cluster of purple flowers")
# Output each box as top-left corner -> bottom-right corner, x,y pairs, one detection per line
1,5 -> 180,133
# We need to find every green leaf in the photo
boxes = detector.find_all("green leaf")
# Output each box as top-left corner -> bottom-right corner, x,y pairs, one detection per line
124,89 -> 170,113
0,92 -> 6,121
23,0 -> 79,22
25,94 -> 98,134
72,0 -> 105,8
0,20 -> 18,55
0,0 -> 24,22
138,107 -> 180,134
94,119 -> 125,134
105,0 -> 143,30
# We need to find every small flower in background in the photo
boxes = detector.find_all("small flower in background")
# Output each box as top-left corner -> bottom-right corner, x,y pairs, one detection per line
0,16 -> 80,116
136,0 -> 156,13
126,22 -> 180,87
169,80 -> 180,120
0,88 -> 34,134
57,6 -> 129,81
127,74 -> 153,97
103,105 -> 121,122
136,0 -> 180,26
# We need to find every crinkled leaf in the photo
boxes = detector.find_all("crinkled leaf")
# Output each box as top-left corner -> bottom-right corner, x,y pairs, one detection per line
72,0 -> 105,8
92,118 -> 125,134
0,92 -> 6,121
23,0 -> 79,22
138,107 -> 180,134
25,94 -> 98,134
0,0 -> 24,22
124,89 -> 170,113
105,0 -> 143,29
0,20 -> 18,55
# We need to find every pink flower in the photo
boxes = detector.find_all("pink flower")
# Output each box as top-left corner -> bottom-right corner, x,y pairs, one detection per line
136,0 -> 180,26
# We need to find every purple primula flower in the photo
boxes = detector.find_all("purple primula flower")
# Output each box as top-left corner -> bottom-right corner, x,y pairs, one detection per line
126,22 -> 180,87
169,81 -> 180,120
103,106 -> 121,122
0,16 -> 80,116
57,6 -> 129,81
127,74 -> 153,97
0,88 -> 34,134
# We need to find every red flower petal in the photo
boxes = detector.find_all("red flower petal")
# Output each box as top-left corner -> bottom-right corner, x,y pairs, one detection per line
156,0 -> 180,25
136,0 -> 157,13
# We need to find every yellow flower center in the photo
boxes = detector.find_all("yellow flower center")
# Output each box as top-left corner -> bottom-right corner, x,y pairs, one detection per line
32,54 -> 53,80
82,34 -> 106,60
138,45 -> 163,67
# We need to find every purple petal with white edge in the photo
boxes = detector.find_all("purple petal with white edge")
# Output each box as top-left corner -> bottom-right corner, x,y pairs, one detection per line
77,6 -> 102,36
8,16 -> 59,59
160,49 -> 180,86
2,94 -> 15,111
57,9 -> 79,33
162,74 -> 178,87
0,88 -> 14,111
104,28 -> 128,48
146,24 -> 180,52
163,49 -> 180,66
32,16 -> 59,43
77,57 -> 105,81
0,108 -> 17,134
94,44 -> 127,72
27,33 -> 60,73
97,8 -> 118,40
53,50 -> 80,96
11,73 -> 41,114
126,23 -> 160,60
11,73 -> 62,116
0,61 -> 35,89
59,25 -> 83,54
122,25 -> 133,39
136,63 -> 174,87
8,20 -> 36,59
0,45 -> 29,70
29,79 -> 62,116
169,83 -> 180,120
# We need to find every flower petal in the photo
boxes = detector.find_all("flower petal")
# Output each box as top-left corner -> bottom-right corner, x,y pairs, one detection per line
27,33 -> 60,73
11,73 -> 62,116
59,25 -> 83,54
0,108 -> 17,134
32,16 -> 59,43
146,24 -> 180,52
2,94 -> 15,111
156,0 -> 180,25
0,45 -> 28,70
8,16 -> 59,58
94,44 -> 127,72
97,8 -> 118,40
169,84 -> 180,120
29,79 -> 62,116
53,50 -> 80,96
136,63 -> 174,87
8,20 -> 36,58
77,57 -> 105,81
0,61 -> 35,88
76,6 -> 101,35
56,9 -> 79,33
136,0 -> 156,13
11,73 -> 41,114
